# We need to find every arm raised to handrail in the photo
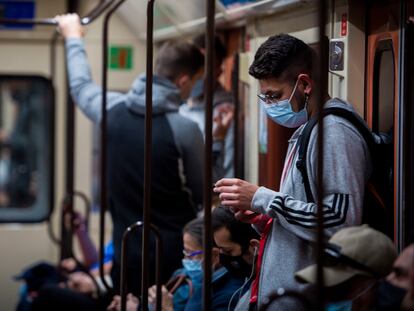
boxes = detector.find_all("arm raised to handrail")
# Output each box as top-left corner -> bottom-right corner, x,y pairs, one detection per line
0,0 -> 115,26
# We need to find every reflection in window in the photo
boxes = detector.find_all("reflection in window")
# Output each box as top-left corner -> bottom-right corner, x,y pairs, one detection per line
0,80 -> 39,207
0,76 -> 53,222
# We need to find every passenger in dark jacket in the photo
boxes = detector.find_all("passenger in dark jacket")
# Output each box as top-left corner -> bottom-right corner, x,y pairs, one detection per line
56,14 -> 205,296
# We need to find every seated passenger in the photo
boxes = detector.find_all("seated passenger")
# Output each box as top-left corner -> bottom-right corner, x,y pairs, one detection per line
108,217 -> 246,311
376,243 -> 414,310
212,206 -> 260,295
294,225 -> 396,311
15,213 -> 114,311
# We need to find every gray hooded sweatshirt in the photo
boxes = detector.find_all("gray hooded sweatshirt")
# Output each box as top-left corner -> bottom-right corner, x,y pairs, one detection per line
65,38 -> 203,207
65,38 -> 204,293
235,98 -> 371,310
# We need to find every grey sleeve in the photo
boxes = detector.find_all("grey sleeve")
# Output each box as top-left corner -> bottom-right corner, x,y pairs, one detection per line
251,118 -> 370,240
65,38 -> 124,123
166,113 -> 204,207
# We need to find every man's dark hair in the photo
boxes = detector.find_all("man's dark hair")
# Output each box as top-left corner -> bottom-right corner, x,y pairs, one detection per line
249,33 -> 314,82
155,40 -> 204,81
193,33 -> 227,63
183,217 -> 204,247
212,206 -> 259,252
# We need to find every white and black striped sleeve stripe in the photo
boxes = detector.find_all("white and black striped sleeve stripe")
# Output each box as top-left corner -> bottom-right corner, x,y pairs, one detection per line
269,193 -> 349,228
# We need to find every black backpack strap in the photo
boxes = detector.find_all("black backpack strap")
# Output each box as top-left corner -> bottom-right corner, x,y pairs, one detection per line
296,107 -> 375,204
296,118 -> 318,203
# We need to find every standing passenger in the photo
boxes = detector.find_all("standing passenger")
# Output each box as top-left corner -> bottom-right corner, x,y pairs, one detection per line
214,34 -> 371,310
55,14 -> 204,296
180,34 -> 234,181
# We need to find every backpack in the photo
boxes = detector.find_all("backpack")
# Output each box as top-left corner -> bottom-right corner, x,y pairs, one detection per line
295,106 -> 394,237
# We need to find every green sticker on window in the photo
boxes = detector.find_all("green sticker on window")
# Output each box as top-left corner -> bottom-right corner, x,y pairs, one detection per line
109,46 -> 133,70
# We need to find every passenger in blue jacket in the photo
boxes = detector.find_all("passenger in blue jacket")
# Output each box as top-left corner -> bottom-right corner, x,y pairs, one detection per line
108,217 -> 246,311
56,14 -> 205,296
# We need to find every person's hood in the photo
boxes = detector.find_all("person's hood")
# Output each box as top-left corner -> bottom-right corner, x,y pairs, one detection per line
125,73 -> 182,115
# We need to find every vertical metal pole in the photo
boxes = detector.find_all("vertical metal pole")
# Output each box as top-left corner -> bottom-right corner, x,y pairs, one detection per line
60,0 -> 79,261
204,0 -> 215,310
99,0 -> 126,292
47,31 -> 61,247
397,0 -> 407,252
316,0 -> 327,310
50,32 -> 59,85
232,54 -> 241,178
141,1 -> 155,310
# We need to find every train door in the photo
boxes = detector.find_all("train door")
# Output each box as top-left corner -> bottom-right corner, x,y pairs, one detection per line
365,0 -> 400,245
403,2 -> 414,248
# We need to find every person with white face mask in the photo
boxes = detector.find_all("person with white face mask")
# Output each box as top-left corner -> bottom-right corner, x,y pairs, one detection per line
214,34 -> 371,310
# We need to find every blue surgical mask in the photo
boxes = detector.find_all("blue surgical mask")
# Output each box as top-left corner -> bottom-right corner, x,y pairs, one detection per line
325,301 -> 352,311
262,79 -> 308,128
182,258 -> 203,280
325,280 -> 377,311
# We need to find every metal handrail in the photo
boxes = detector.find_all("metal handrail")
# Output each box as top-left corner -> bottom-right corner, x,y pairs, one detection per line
315,0 -> 328,310
141,1 -> 155,310
203,0 -> 216,310
232,53 -> 241,178
120,222 -> 163,311
0,0 -> 115,26
47,190 -> 92,246
50,31 -> 59,83
73,191 -> 92,230
99,0 -> 127,293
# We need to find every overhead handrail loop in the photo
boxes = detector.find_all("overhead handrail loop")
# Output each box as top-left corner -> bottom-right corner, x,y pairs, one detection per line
0,0 -> 115,26
203,0 -> 216,310
47,190 -> 92,246
73,191 -> 93,230
99,0 -> 127,293
120,222 -> 163,311
315,0 -> 328,310
59,0 -> 81,261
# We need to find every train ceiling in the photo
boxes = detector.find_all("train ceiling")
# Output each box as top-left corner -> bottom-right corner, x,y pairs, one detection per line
117,0 -> 310,42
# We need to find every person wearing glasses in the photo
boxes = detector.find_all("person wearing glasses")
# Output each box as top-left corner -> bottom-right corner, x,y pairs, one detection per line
108,217 -> 246,311
214,34 -> 371,310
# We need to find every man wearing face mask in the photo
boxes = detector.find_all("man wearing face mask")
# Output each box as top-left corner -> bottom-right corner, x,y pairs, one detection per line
214,34 -> 371,310
212,206 -> 260,299
375,243 -> 414,310
56,14 -> 204,296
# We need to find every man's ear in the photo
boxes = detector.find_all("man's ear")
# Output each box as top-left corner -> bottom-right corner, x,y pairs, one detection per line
298,73 -> 313,97
175,74 -> 190,89
249,239 -> 260,255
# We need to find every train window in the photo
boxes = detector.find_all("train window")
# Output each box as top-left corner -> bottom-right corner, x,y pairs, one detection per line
0,76 -> 54,223
373,39 -> 395,133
